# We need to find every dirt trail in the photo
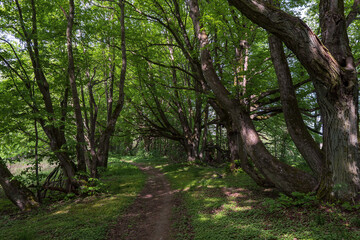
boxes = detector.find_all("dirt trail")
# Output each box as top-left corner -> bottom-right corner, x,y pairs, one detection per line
108,163 -> 174,240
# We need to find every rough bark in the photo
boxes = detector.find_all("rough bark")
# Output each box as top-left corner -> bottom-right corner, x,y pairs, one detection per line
318,0 -> 360,200
226,121 -> 272,187
0,159 -> 39,211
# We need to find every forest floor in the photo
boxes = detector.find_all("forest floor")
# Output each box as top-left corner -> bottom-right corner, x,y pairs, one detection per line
2,155 -> 360,239
0,157 -> 147,240
107,163 -> 175,240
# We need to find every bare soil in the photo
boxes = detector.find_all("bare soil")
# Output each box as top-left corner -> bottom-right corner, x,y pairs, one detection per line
107,163 -> 176,240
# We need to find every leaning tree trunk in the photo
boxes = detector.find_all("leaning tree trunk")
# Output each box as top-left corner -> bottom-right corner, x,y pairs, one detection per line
226,122 -> 272,187
268,34 -> 325,178
227,0 -> 360,201
0,159 -> 39,211
188,0 -> 317,194
211,99 -> 272,186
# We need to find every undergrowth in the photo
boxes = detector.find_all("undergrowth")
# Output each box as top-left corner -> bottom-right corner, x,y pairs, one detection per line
0,155 -> 146,240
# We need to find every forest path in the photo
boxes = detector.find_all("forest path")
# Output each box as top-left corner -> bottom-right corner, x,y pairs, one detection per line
107,163 -> 175,240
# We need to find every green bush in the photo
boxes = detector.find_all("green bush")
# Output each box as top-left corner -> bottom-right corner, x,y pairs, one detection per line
79,178 -> 105,196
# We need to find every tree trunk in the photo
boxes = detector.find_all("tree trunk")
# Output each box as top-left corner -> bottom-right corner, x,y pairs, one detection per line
14,0 -> 79,191
268,34 -> 325,178
97,134 -> 111,168
200,104 -> 209,161
0,159 -> 39,211
228,0 -> 360,201
315,77 -> 360,200
188,0 -> 317,194
226,122 -> 272,187
34,119 -> 41,202
317,0 -> 360,201
66,0 -> 87,173
96,0 -> 127,169
185,141 -> 197,162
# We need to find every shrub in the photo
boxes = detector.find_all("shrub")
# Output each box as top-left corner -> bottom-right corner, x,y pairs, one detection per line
79,178 -> 105,196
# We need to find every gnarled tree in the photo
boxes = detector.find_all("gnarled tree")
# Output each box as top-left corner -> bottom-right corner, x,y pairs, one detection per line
227,0 -> 360,201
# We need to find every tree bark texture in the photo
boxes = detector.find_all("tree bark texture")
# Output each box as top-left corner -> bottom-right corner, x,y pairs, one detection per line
226,120 -> 271,187
0,159 -> 39,211
318,0 -> 360,200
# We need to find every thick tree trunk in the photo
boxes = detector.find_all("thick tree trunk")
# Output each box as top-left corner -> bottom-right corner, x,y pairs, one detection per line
227,0 -> 360,201
185,142 -> 197,162
227,128 -> 239,172
97,134 -> 111,168
317,0 -> 360,201
0,159 -> 39,211
314,73 -> 360,200
188,0 -> 317,194
227,123 -> 272,187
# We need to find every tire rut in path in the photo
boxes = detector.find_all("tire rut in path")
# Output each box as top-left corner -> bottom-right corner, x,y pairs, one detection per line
108,163 -> 174,240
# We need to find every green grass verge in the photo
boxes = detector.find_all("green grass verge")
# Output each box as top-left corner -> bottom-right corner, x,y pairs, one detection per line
0,156 -> 146,240
131,156 -> 360,240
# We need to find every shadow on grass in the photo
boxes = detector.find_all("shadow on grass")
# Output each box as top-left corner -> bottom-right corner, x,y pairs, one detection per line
126,155 -> 360,240
0,160 -> 146,240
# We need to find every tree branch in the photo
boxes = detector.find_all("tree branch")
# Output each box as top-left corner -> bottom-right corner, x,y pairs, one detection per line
346,0 -> 360,27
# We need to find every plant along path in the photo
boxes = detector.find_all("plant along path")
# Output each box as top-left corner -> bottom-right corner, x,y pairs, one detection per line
108,163 -> 175,240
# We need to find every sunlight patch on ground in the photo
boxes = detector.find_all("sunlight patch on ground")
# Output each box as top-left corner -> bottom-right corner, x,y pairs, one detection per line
53,206 -> 71,215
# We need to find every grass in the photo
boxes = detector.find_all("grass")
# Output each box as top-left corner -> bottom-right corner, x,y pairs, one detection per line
3,154 -> 360,239
0,155 -> 146,240
131,155 -> 360,240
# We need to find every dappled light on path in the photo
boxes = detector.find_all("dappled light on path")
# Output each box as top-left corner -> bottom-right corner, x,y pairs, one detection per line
107,163 -> 174,240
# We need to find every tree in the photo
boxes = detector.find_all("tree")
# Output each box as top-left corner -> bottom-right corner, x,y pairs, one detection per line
227,0 -> 360,201
63,0 -> 87,173
188,0 -> 318,194
0,0 -> 80,192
